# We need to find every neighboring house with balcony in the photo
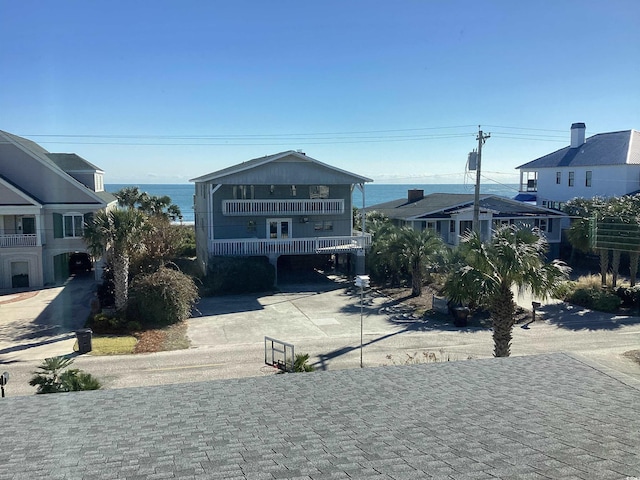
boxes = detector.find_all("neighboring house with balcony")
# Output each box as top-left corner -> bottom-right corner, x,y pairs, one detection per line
190,150 -> 372,281
515,123 -> 640,210
367,190 -> 565,257
0,130 -> 116,289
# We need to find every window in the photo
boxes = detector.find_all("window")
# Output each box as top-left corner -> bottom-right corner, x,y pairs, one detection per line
64,214 -> 84,238
309,185 -> 329,199
233,185 -> 254,199
586,171 -> 592,187
314,221 -> 333,231
568,171 -> 575,187
556,172 -> 561,184
535,218 -> 547,232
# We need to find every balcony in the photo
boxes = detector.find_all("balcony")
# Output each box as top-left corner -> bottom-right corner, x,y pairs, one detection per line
0,234 -> 37,248
222,199 -> 345,216
209,234 -> 371,256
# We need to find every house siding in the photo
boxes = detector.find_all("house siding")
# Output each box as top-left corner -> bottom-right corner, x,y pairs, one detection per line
534,164 -> 638,205
209,184 -> 353,240
0,131 -> 116,289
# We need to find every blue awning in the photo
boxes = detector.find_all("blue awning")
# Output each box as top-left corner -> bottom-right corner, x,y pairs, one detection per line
513,193 -> 537,202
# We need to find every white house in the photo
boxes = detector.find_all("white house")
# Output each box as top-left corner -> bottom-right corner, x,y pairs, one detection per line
0,130 -> 116,289
515,123 -> 640,209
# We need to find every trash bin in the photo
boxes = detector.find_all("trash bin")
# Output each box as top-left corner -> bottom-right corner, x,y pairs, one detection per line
452,307 -> 470,328
76,328 -> 93,354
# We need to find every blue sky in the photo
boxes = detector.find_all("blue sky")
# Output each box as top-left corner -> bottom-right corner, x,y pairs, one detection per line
1,0 -> 639,184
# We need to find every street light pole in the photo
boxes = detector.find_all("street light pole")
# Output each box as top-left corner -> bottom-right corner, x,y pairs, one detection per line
355,275 -> 370,368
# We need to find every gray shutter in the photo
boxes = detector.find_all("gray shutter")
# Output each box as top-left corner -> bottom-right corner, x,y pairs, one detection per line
53,213 -> 63,238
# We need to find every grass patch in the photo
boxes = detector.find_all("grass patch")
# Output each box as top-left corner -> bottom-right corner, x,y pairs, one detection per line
81,335 -> 138,355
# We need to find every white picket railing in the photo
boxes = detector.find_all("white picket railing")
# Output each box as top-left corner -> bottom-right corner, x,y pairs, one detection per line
222,199 -> 344,216
0,234 -> 37,248
209,234 -> 371,256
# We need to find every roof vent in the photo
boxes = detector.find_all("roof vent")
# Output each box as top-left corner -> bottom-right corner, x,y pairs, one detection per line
570,122 -> 586,148
407,189 -> 424,203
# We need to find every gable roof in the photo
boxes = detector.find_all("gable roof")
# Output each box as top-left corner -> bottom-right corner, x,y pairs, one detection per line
366,192 -> 564,221
0,130 -> 116,206
517,129 -> 640,169
0,174 -> 44,205
46,153 -> 103,173
190,150 -> 373,184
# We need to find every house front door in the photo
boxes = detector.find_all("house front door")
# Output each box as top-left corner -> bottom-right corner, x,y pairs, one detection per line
267,219 -> 291,239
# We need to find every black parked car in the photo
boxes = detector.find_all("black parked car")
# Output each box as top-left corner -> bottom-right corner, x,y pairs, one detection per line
69,252 -> 92,274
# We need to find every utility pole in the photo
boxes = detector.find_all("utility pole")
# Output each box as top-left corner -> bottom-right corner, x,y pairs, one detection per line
472,126 -> 490,235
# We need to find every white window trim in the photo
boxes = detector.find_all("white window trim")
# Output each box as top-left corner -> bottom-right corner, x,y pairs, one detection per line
63,212 -> 84,238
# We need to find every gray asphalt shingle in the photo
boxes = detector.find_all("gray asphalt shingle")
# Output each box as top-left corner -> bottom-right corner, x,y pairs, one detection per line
1,353 -> 638,479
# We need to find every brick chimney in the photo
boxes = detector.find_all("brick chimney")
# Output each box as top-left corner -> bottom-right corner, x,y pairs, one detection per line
407,189 -> 424,203
570,122 -> 586,148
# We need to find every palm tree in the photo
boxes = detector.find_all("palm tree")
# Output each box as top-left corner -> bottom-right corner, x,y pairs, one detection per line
444,224 -> 569,357
83,208 -> 148,310
114,186 -> 144,210
139,194 -> 182,221
375,225 -> 444,296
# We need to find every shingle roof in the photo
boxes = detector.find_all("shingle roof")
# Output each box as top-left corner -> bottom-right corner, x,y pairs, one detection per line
517,129 -> 640,169
190,150 -> 373,184
2,353 -> 639,479
366,192 -> 563,220
46,153 -> 103,173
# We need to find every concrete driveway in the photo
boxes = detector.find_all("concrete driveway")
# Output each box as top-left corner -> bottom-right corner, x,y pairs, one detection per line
0,273 -> 96,364
2,276 -> 640,397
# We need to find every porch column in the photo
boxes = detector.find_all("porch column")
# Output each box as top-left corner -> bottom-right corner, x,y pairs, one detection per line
268,254 -> 279,286
355,249 -> 365,275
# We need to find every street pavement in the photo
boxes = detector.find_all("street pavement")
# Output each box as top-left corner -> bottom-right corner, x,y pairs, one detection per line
1,276 -> 640,397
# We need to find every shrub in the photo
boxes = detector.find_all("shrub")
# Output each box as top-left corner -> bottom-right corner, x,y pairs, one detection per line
204,256 -> 275,294
127,266 -> 199,328
616,286 -> 640,307
292,353 -> 315,372
29,357 -> 101,394
87,312 -> 127,334
566,286 -> 621,312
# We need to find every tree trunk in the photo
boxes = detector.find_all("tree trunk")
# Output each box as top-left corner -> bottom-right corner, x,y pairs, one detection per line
112,252 -> 130,311
411,260 -> 422,297
611,250 -> 621,288
630,252 -> 639,287
489,286 -> 515,357
599,249 -> 609,286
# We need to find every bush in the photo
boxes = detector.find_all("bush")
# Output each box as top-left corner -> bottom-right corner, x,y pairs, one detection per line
204,256 -> 275,294
616,286 -> 640,307
29,357 -> 101,394
566,286 -> 622,312
87,312 -> 127,334
127,266 -> 199,328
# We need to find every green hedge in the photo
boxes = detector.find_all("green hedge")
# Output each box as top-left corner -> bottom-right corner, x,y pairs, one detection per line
566,287 -> 622,312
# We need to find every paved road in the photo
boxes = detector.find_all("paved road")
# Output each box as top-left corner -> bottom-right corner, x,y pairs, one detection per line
1,277 -> 640,397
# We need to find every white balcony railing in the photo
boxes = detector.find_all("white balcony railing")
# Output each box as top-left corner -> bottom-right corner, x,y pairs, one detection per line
0,234 -> 37,248
222,199 -> 345,216
209,234 -> 371,256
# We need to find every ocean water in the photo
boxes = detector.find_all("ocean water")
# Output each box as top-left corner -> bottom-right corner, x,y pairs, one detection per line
106,183 -> 520,223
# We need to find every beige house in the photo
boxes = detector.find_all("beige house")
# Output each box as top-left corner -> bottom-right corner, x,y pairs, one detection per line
0,130 -> 116,289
